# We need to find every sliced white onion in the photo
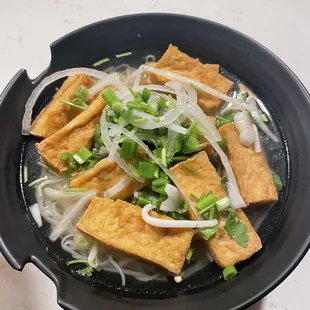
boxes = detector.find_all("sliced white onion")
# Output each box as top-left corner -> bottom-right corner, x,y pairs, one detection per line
166,123 -> 187,135
104,175 -> 133,198
234,112 -> 255,147
29,203 -> 43,227
255,98 -> 272,121
22,68 -> 108,135
88,244 -> 99,268
142,204 -> 218,228
184,84 -> 222,142
86,73 -> 125,99
99,146 -> 109,157
108,255 -> 126,286
160,184 -> 181,212
251,110 -> 279,142
226,182 -> 246,209
49,191 -> 96,242
139,65 -> 256,112
135,84 -> 176,94
252,124 -> 261,153
106,123 -> 200,219
43,188 -> 91,208
107,130 -> 122,162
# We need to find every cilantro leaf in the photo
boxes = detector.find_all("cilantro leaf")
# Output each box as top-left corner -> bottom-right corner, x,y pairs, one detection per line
224,211 -> 248,248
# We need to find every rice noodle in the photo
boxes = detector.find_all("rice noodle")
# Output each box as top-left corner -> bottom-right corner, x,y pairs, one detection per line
106,123 -> 200,219
104,175 -> 133,198
142,204 -> 218,228
49,191 -> 96,242
22,68 -> 108,135
251,110 -> 278,142
108,255 -> 126,286
88,245 -> 99,268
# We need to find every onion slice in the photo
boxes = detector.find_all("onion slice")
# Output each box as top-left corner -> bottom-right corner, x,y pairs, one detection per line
252,124 -> 261,153
49,191 -> 96,242
108,255 -> 126,286
142,204 -> 218,228
226,182 -> 246,209
29,203 -> 43,227
234,112 -> 255,147
160,184 -> 181,212
22,68 -> 108,135
251,110 -> 278,142
104,175 -> 133,198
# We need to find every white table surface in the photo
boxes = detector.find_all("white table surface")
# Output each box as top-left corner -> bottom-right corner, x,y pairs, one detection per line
0,1 -> 309,309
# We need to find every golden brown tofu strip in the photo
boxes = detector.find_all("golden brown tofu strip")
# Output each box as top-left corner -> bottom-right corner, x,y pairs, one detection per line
76,197 -> 195,274
170,151 -> 262,267
30,74 -> 95,138
70,159 -> 145,200
149,45 -> 233,113
36,93 -> 107,173
219,124 -> 278,205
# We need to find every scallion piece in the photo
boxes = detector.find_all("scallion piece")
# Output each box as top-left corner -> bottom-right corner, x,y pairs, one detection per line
272,174 -> 283,191
73,147 -> 92,165
190,193 -> 200,202
217,137 -> 227,151
120,108 -> 133,123
196,193 -> 218,211
75,86 -> 89,101
23,165 -> 28,183
64,188 -> 89,192
185,248 -> 195,262
112,101 -> 122,113
172,156 -> 189,162
101,89 -> 121,108
120,139 -> 138,160
208,207 -> 216,220
138,162 -> 156,179
74,235 -> 92,250
222,265 -> 238,280
141,88 -> 151,103
215,197 -> 231,212
59,99 -> 87,110
183,162 -> 201,176
92,57 -> 110,67
216,115 -> 232,128
132,117 -> 148,124
136,196 -> 151,207
116,51 -> 132,58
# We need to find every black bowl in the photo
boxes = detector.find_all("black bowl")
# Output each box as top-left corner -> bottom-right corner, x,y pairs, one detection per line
1,13 -> 310,310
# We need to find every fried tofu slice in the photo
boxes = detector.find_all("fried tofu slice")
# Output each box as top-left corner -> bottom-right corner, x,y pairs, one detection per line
149,45 -> 233,113
69,159 -> 145,200
36,93 -> 107,173
76,197 -> 195,274
219,124 -> 278,205
30,74 -> 95,138
170,151 -> 262,267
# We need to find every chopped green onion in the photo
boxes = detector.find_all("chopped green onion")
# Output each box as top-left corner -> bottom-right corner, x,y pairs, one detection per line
182,135 -> 207,154
157,97 -> 168,108
92,57 -> 110,67
172,156 -> 189,162
216,115 -> 232,128
120,108 -> 133,122
237,91 -> 248,101
183,162 -> 201,176
101,89 -> 120,108
116,51 -> 132,58
136,196 -> 151,207
23,165 -> 28,183
171,212 -> 186,220
208,207 -> 216,220
68,259 -> 89,265
77,266 -> 94,277
73,147 -> 92,165
151,176 -> 169,194
132,117 -> 148,124
28,176 -> 48,187
217,137 -> 227,151
196,193 -> 218,210
59,99 -> 87,110
120,139 -> 138,160
64,188 -> 89,192
61,152 -> 78,171
190,193 -> 200,202
198,225 -> 218,241
112,101 -> 122,113
141,88 -> 151,102
138,161 -> 157,179
185,248 -> 195,262
161,147 -> 167,166
215,197 -> 231,212
260,112 -> 268,122
221,175 -> 228,191
222,265 -> 238,280
75,86 -> 89,101
74,235 -> 92,250
272,174 -> 283,191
